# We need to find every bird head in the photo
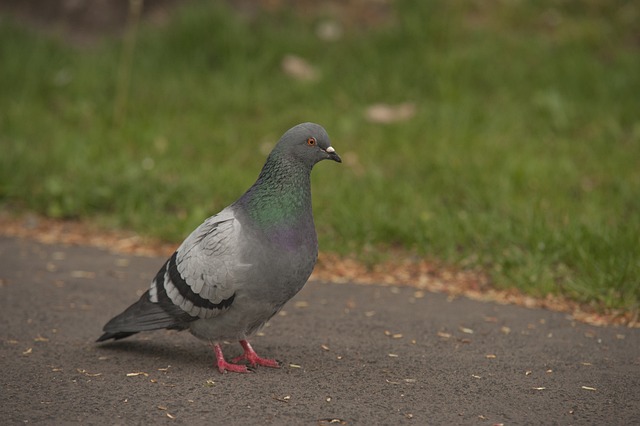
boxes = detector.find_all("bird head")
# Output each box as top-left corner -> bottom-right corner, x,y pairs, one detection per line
275,122 -> 342,167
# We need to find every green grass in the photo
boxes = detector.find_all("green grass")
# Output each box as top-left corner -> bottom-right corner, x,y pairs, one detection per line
1,0 -> 639,312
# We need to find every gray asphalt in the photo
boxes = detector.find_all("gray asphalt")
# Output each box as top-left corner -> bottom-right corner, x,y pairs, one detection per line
1,236 -> 638,425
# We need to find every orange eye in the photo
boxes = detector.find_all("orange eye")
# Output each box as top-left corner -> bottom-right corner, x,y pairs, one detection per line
307,137 -> 317,146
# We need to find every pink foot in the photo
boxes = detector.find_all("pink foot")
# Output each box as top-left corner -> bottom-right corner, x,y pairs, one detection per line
231,340 -> 280,369
212,343 -> 252,374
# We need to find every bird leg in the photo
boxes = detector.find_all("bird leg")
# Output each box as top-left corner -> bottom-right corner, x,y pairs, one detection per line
212,343 -> 252,373
231,340 -> 280,368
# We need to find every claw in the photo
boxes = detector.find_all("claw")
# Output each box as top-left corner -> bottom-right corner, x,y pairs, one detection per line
236,340 -> 281,368
211,341 -> 279,373
212,343 -> 252,374
217,360 -> 252,374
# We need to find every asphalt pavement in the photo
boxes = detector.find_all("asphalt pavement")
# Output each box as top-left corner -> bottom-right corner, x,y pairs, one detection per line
1,236 -> 638,425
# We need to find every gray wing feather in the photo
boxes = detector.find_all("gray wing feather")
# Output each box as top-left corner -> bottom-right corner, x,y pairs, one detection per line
166,207 -> 250,319
98,208 -> 247,342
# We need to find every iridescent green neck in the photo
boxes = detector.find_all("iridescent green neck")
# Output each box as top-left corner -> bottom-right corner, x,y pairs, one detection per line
237,153 -> 313,229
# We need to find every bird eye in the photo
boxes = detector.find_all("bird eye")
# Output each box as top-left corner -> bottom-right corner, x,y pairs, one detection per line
307,137 -> 317,146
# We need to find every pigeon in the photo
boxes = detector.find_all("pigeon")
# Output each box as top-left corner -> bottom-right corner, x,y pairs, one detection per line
97,122 -> 341,373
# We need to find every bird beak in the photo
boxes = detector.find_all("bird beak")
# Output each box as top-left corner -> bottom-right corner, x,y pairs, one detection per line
325,146 -> 342,163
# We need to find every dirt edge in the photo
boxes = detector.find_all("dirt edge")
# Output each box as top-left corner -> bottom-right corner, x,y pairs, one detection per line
1,212 -> 637,328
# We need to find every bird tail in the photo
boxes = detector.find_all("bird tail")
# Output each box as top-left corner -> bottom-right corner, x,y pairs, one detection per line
96,290 -> 188,342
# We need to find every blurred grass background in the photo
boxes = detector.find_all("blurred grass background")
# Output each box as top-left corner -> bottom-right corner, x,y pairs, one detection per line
1,0 -> 638,312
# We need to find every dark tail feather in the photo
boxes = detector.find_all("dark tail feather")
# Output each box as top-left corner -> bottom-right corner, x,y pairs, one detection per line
96,291 -> 187,342
96,331 -> 139,342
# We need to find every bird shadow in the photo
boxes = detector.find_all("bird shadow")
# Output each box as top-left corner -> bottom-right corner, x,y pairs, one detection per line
93,329 -> 298,371
96,336 -> 215,367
